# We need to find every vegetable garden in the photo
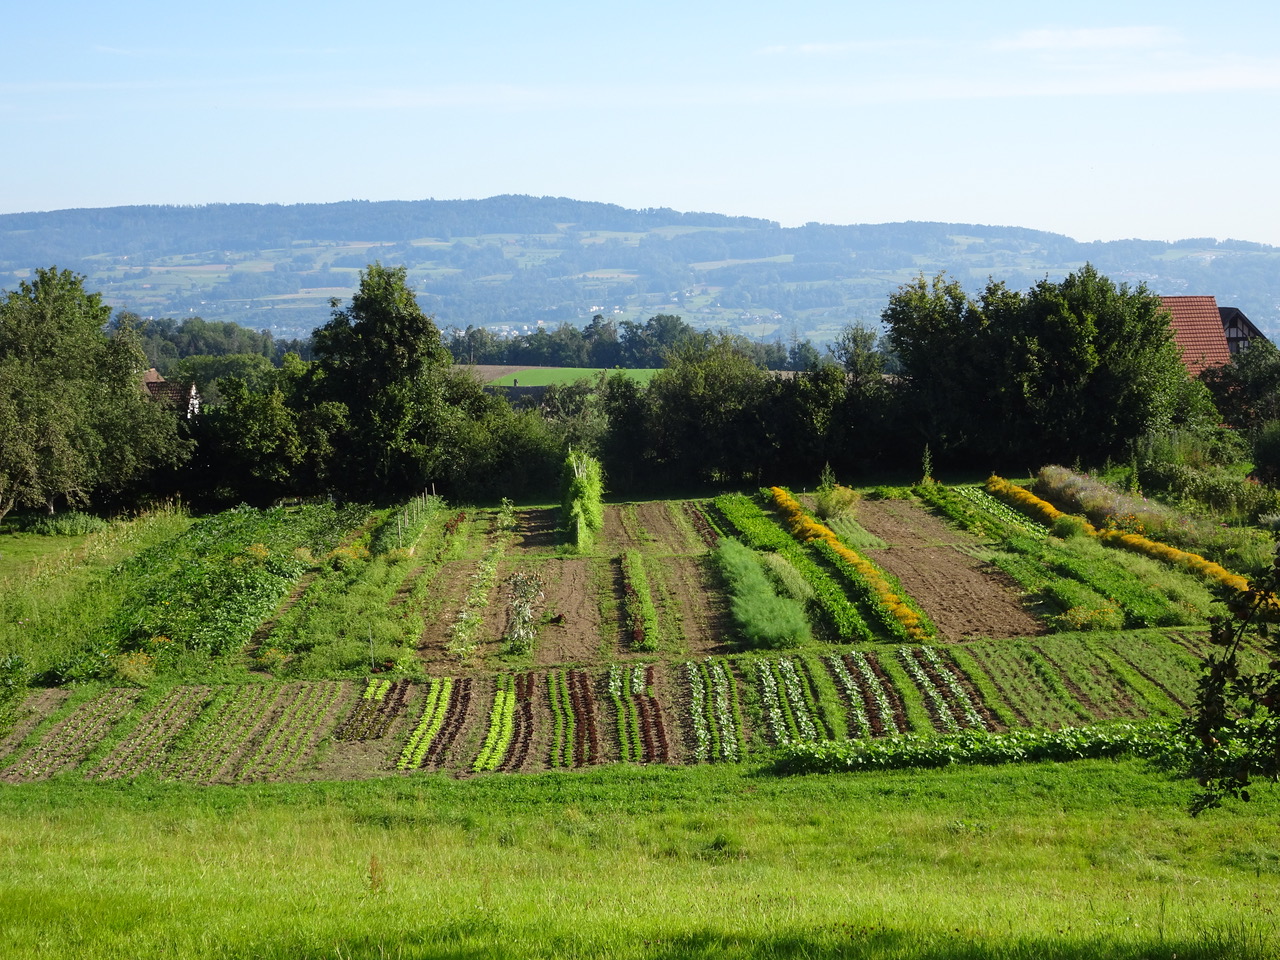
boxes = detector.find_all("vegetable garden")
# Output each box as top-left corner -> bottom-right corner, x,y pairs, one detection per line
0,470 -> 1253,784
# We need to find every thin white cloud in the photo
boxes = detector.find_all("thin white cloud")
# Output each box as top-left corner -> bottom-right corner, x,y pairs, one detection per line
994,26 -> 1178,52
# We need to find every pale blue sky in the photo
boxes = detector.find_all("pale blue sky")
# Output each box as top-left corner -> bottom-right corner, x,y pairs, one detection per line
5,1 -> 1279,243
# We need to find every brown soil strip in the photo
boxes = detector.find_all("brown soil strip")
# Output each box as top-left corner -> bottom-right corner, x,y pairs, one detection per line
638,501 -> 702,555
416,558 -> 489,671
508,508 -> 560,555
855,498 -> 1044,641
457,364 -> 539,384
647,661 -> 683,762
661,555 -> 732,658
601,504 -> 647,554
535,557 -> 612,667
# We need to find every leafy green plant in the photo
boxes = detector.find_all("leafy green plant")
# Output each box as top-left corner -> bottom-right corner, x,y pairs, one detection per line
619,552 -> 659,652
768,720 -> 1178,775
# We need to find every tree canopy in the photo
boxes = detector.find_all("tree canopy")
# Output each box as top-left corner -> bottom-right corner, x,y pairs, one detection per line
0,268 -> 189,520
882,265 -> 1212,464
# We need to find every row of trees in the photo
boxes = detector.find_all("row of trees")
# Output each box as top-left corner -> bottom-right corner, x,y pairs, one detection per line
444,313 -> 810,371
0,261 -> 1236,516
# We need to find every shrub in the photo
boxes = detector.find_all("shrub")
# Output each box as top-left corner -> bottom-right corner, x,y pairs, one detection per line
112,650 -> 155,686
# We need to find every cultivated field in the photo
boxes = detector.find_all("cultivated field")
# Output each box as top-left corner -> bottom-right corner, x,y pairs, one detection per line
0,482 -> 1237,785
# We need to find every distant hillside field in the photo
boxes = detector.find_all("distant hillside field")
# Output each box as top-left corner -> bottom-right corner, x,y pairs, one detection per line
3,195 -> 1277,343
469,365 -> 659,387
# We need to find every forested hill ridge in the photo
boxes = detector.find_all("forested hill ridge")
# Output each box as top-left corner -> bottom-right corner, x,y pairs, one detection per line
3,194 -> 1278,343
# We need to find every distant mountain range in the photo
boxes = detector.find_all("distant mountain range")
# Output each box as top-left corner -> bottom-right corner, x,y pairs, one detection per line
3,195 -> 1277,344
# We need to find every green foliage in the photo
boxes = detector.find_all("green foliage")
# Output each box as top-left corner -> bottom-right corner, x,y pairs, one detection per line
769,720 -> 1178,774
715,539 -> 810,650
1186,543 -> 1280,813
1036,464 -> 1274,580
883,265 -> 1204,463
561,449 -> 604,553
0,268 -> 190,521
367,494 -> 443,556
714,493 -> 871,642
25,512 -> 109,536
619,551 -> 659,652
812,483 -> 859,521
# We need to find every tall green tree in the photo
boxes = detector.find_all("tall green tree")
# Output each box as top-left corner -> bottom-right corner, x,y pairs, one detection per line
0,268 -> 188,520
312,263 -> 454,496
882,265 -> 1206,464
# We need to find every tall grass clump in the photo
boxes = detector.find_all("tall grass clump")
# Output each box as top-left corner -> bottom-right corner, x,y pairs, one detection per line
812,463 -> 860,521
561,449 -> 604,553
716,539 -> 810,649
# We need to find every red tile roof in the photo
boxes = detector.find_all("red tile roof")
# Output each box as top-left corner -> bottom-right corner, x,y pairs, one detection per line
1160,296 -> 1231,376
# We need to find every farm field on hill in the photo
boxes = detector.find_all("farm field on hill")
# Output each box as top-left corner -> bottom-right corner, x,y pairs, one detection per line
462,364 -> 659,386
0,480 -> 1238,785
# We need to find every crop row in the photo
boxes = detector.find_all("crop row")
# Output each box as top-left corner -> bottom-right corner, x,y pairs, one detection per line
825,651 -> 906,737
608,663 -> 670,763
397,677 -> 454,769
0,630 -> 1210,779
474,674 -> 518,772
919,480 -> 1214,631
547,668 -> 601,767
162,684 -> 288,782
681,502 -> 722,549
685,659 -> 743,762
619,552 -> 660,652
897,646 -> 988,732
448,503 -> 518,660
751,657 -> 826,747
233,681 -> 347,781
89,685 -> 215,780
2,687 -> 140,782
986,475 -> 1249,593
769,487 -> 936,642
951,485 -> 1052,537
714,494 -> 871,642
335,678 -> 413,741
501,571 -> 545,656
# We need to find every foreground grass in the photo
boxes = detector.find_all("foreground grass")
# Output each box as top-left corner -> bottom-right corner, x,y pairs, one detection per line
2,760 -> 1277,959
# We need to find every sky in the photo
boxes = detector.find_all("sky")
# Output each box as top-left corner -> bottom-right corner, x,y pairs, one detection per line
4,0 -> 1280,245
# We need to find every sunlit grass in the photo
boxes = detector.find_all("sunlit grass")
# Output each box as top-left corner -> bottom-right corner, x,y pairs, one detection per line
1,760 -> 1277,958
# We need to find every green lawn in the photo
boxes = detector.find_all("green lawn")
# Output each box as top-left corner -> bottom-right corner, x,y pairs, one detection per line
1,760 -> 1277,959
0,530 -> 89,581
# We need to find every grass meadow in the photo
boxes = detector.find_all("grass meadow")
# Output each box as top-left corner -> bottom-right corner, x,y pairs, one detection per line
2,760 -> 1278,959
